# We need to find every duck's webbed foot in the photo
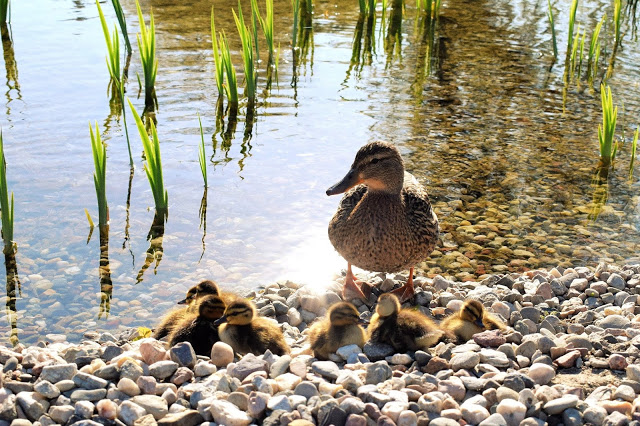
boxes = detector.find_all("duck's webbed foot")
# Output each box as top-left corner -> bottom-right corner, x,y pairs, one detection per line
389,268 -> 416,303
342,264 -> 374,307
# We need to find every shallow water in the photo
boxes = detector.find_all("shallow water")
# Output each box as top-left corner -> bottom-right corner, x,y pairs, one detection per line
1,0 -> 640,344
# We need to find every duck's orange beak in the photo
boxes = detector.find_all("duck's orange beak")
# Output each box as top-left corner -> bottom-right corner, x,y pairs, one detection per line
326,168 -> 363,196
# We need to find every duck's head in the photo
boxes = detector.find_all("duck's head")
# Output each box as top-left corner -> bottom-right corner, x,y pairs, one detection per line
178,280 -> 220,305
214,299 -> 256,326
198,295 -> 227,320
460,299 -> 486,328
375,293 -> 401,317
326,141 -> 405,196
328,302 -> 361,326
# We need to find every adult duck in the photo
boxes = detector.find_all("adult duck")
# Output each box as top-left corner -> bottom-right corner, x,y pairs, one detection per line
326,141 -> 439,302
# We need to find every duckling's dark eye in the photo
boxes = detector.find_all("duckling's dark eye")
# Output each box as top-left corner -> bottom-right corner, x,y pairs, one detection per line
371,158 -> 380,164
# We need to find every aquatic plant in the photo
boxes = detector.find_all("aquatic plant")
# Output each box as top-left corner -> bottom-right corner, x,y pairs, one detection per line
292,0 -> 300,50
211,6 -> 225,98
606,0 -> 622,79
0,131 -> 14,253
547,0 -> 557,59
96,0 -> 134,167
135,0 -> 158,110
96,1 -> 121,100
598,84 -> 618,168
198,114 -> 207,187
253,0 -> 276,67
0,0 -> 9,23
586,15 -> 604,89
630,127 -> 639,181
220,32 -> 239,113
110,0 -> 131,54
128,99 -> 168,216
89,122 -> 109,227
233,3 -> 257,108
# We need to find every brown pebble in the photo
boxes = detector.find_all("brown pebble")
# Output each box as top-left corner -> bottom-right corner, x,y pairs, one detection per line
601,400 -> 632,416
608,354 -> 628,371
554,350 -> 581,368
424,356 -> 450,374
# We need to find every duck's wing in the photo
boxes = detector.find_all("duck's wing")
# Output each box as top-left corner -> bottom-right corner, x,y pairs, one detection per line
402,172 -> 439,242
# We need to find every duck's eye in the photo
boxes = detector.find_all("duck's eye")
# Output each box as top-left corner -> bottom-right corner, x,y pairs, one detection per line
371,158 -> 380,164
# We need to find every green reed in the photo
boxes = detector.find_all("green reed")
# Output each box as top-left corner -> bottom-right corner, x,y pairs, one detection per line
0,131 -> 13,253
630,127 -> 639,180
220,32 -> 239,110
565,0 -> 578,65
97,0 -> 134,167
598,84 -> 618,167
0,0 -> 9,23
586,15 -> 604,88
89,122 -> 108,227
292,0 -> 300,49
135,0 -> 158,110
110,0 -> 131,54
97,1 -> 121,100
211,6 -> 225,97
547,0 -> 557,58
198,114 -> 207,187
233,3 -> 257,107
128,99 -> 168,216
606,0 -> 622,79
253,0 -> 276,67
250,0 -> 261,63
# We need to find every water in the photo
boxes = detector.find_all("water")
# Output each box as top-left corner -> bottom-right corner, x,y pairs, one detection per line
1,0 -> 640,344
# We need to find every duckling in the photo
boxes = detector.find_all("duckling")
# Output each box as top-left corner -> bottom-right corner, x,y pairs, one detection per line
440,299 -> 506,343
326,141 -> 439,303
215,299 -> 290,356
308,302 -> 366,360
168,294 -> 227,356
153,280 -> 222,339
368,293 -> 444,351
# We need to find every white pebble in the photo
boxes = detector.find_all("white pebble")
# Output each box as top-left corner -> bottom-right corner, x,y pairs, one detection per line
528,363 -> 555,385
496,399 -> 526,426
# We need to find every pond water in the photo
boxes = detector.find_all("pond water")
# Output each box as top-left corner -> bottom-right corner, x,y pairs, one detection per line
2,0 -> 640,345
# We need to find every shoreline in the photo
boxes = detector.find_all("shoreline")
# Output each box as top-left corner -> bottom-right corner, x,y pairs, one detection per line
1,261 -> 640,425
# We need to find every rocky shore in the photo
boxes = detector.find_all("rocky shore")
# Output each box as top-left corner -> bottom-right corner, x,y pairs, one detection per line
2,262 -> 640,426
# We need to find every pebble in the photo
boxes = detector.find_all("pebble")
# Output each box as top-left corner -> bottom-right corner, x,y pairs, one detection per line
210,341 -> 234,367
528,363 -> 555,385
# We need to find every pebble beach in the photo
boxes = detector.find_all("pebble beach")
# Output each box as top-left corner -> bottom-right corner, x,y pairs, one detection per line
3,262 -> 640,426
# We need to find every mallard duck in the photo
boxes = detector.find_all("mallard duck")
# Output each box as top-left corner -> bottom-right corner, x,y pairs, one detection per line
368,293 -> 444,351
153,280 -> 222,339
440,299 -> 506,343
326,141 -> 439,303
215,299 -> 290,356
308,302 -> 366,360
167,294 -> 226,356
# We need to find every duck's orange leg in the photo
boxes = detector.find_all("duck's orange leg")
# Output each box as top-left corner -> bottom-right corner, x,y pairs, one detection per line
342,263 -> 374,304
389,267 -> 415,303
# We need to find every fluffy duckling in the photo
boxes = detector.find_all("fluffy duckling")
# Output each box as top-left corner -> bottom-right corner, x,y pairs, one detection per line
368,293 -> 444,351
440,299 -> 506,343
153,280 -> 221,339
168,295 -> 226,356
308,302 -> 366,360
215,299 -> 290,356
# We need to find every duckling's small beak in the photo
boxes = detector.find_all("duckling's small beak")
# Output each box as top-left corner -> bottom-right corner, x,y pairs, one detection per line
326,168 -> 363,196
177,297 -> 190,305
213,315 -> 228,326
474,318 -> 484,328
358,318 -> 370,326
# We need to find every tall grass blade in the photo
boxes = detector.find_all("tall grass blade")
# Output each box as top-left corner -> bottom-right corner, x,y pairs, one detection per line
587,14 -> 604,89
233,3 -> 257,107
135,0 -> 158,110
111,0 -> 131,54
89,122 -> 109,227
563,0 -> 579,85
254,0 -> 275,67
630,127 -> 639,180
250,0 -> 261,63
0,131 -> 14,254
292,0 -> 300,50
198,114 -> 207,187
96,1 -> 122,101
547,0 -> 557,58
0,0 -> 9,24
606,0 -> 622,79
128,99 -> 168,216
211,6 -> 225,97
220,32 -> 239,113
598,84 -> 618,167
